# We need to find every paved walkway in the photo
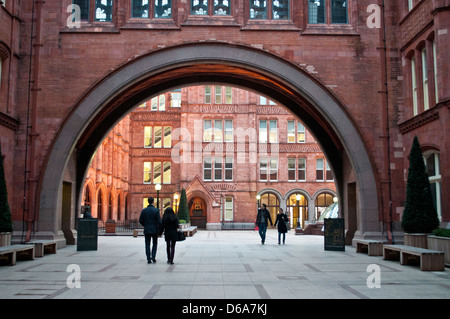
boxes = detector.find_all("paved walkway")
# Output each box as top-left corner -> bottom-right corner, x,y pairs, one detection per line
0,230 -> 449,299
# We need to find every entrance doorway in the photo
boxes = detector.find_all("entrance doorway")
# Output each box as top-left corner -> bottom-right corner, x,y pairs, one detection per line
189,197 -> 207,229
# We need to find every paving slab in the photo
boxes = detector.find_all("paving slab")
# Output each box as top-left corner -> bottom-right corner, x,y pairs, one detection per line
0,229 -> 449,300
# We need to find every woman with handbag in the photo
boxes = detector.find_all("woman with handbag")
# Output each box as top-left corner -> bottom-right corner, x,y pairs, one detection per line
274,208 -> 289,245
162,207 -> 179,264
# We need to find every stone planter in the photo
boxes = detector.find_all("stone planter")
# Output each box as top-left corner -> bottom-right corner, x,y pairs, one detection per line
427,235 -> 450,266
404,233 -> 428,248
0,232 -> 11,247
105,221 -> 116,233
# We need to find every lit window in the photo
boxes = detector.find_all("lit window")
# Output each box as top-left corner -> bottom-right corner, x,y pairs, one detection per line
297,122 -> 305,143
259,120 -> 268,143
164,127 -> 171,148
154,126 -> 162,148
225,87 -> 232,104
153,162 -> 161,184
214,119 -> 223,142
287,121 -> 295,143
224,197 -> 233,221
269,120 -> 277,143
203,120 -> 212,142
144,126 -> 152,147
224,120 -> 233,142
163,162 -> 171,184
144,162 -> 152,183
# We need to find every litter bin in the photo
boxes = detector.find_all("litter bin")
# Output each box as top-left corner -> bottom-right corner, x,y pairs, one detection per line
77,218 -> 98,251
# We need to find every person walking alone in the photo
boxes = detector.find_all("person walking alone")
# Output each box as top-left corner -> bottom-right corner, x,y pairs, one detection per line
255,203 -> 273,244
274,208 -> 289,245
162,207 -> 179,264
139,197 -> 162,264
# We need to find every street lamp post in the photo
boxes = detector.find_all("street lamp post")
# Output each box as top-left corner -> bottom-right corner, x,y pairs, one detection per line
256,195 -> 261,208
155,183 -> 161,211
296,194 -> 301,228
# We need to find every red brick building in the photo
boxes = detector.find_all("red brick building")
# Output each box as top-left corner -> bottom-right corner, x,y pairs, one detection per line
84,85 -> 336,230
0,0 -> 448,247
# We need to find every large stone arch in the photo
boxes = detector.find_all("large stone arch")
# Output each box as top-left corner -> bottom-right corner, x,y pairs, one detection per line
37,42 -> 380,246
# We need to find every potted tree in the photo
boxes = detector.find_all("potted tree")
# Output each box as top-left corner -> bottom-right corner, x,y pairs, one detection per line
177,188 -> 190,229
0,144 -> 13,247
401,137 -> 439,248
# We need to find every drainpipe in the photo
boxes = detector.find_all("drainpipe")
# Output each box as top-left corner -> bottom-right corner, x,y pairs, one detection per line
379,0 -> 394,244
23,0 -> 42,242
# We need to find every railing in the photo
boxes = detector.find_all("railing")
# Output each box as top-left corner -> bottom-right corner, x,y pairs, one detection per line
97,219 -> 141,234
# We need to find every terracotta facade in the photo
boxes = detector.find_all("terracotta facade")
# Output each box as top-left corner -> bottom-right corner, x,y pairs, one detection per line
0,0 -> 448,246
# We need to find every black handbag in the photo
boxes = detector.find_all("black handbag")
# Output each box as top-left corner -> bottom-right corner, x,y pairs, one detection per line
177,230 -> 186,241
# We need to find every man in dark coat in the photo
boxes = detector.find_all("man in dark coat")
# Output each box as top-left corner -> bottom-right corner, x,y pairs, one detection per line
139,197 -> 162,263
255,203 -> 273,244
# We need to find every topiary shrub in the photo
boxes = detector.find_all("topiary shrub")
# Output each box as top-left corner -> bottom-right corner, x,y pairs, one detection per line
401,136 -> 439,234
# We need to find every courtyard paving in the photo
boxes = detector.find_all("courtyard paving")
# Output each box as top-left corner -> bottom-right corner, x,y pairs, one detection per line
0,229 -> 449,300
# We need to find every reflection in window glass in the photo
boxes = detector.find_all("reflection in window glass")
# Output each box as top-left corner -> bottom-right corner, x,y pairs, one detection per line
192,0 -> 208,15
214,0 -> 230,15
331,0 -> 347,24
132,0 -> 149,18
73,0 -> 90,20
273,0 -> 289,20
155,0 -> 172,18
95,0 -> 113,22
250,0 -> 267,19
308,0 -> 325,24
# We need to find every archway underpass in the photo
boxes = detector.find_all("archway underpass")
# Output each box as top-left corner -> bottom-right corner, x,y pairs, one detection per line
37,43 -> 380,248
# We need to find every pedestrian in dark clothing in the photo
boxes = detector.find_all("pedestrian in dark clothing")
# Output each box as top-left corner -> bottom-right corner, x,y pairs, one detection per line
274,208 -> 289,245
139,197 -> 162,264
162,207 -> 179,264
255,203 -> 273,244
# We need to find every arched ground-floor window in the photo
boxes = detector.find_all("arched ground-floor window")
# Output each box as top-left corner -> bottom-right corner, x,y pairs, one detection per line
286,193 -> 308,229
260,192 -> 280,227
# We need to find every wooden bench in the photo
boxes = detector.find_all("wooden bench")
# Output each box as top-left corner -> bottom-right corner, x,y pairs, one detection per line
182,226 -> 198,237
28,240 -> 57,257
383,245 -> 445,271
355,239 -> 384,256
0,245 -> 35,266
